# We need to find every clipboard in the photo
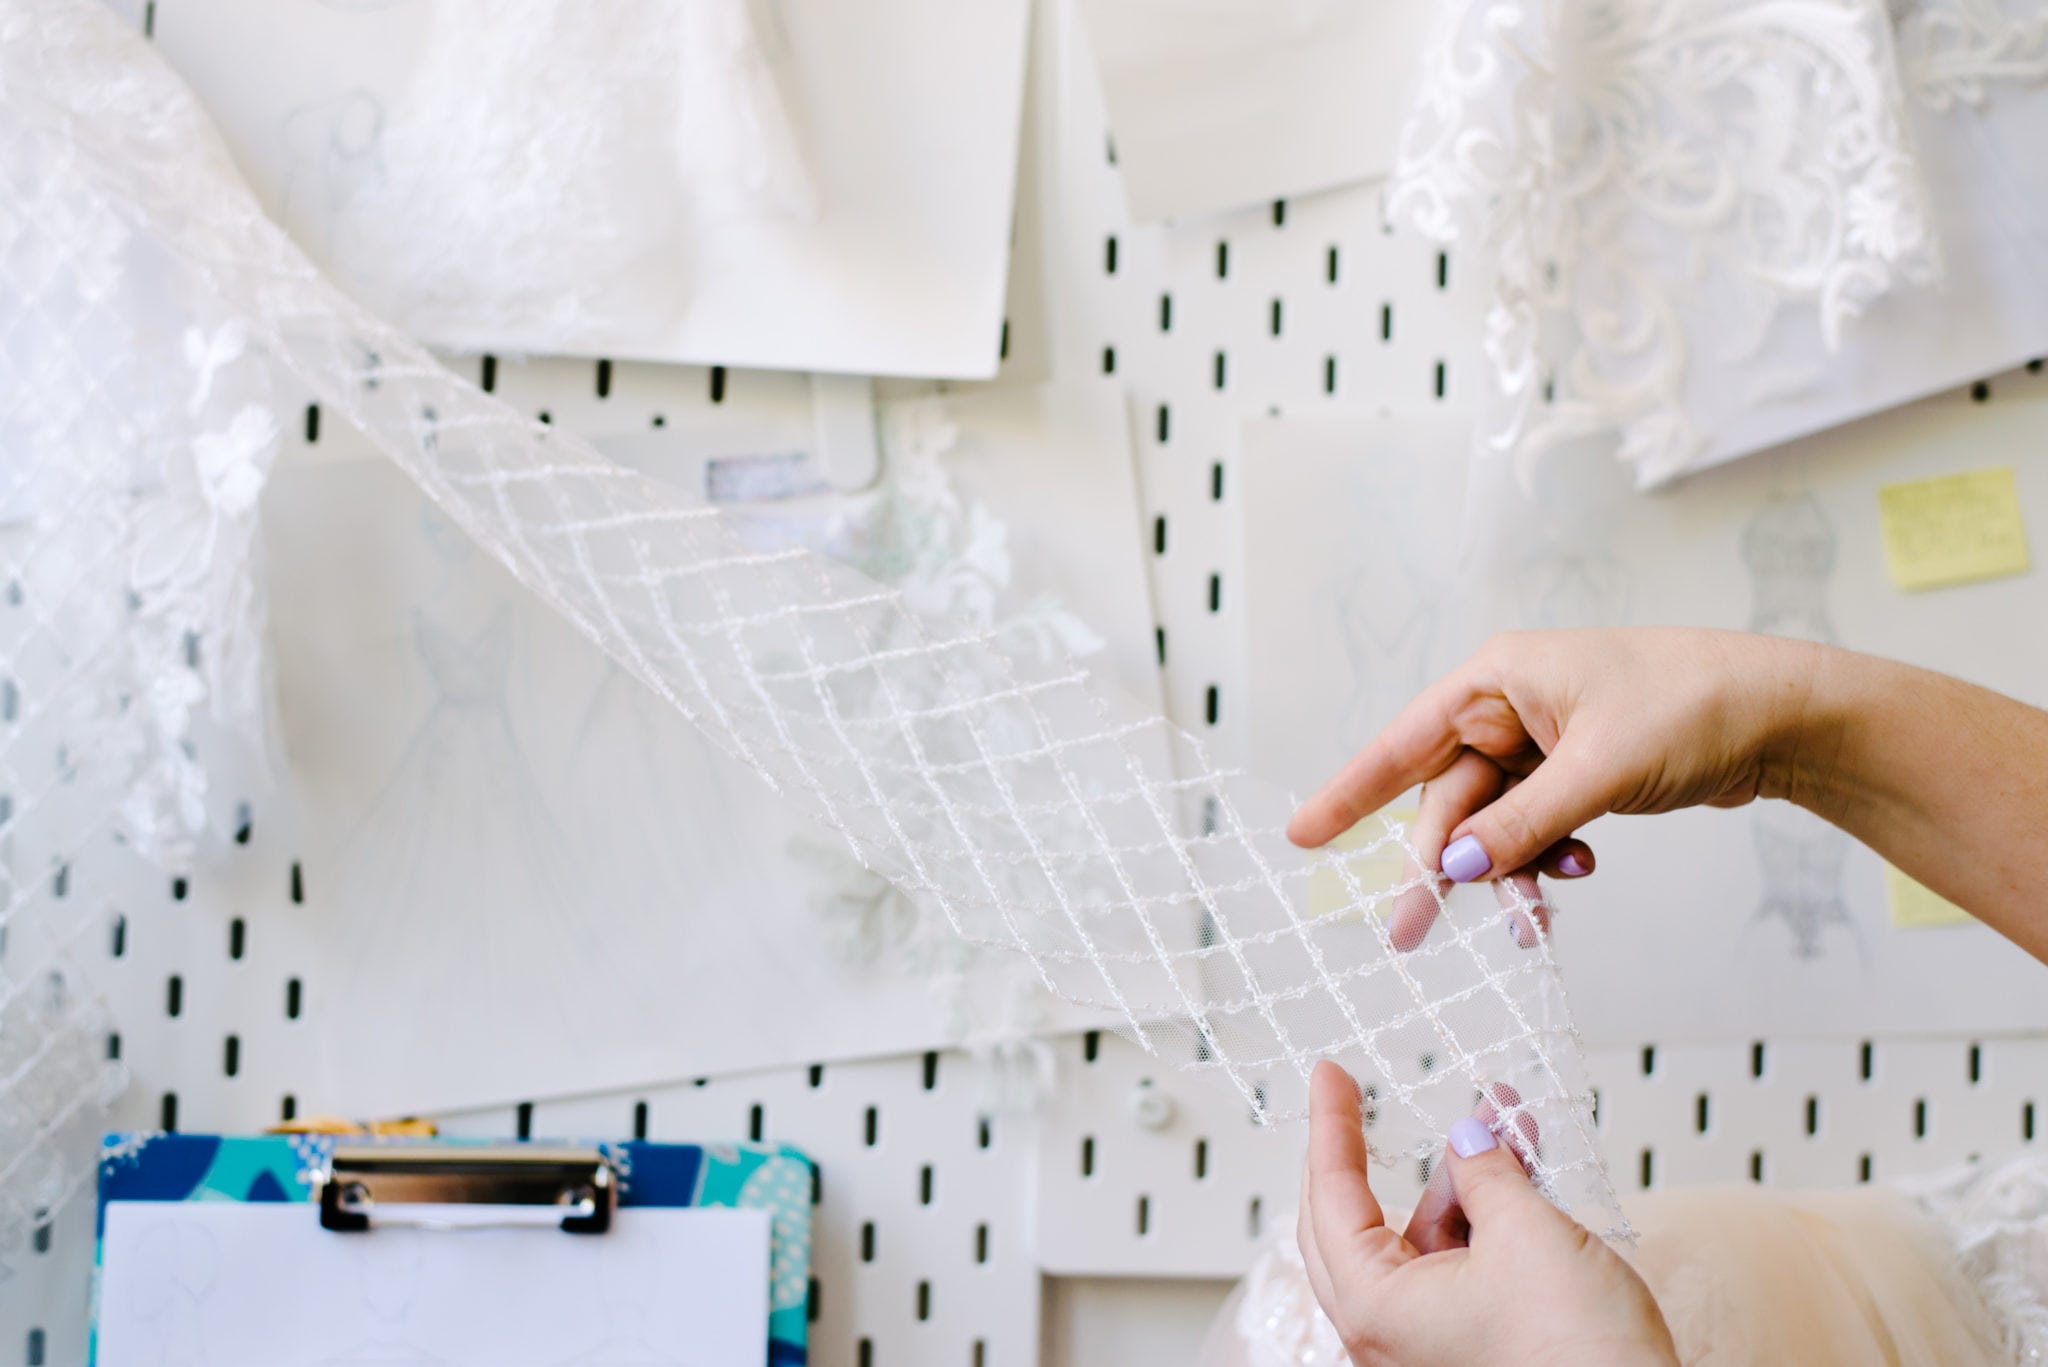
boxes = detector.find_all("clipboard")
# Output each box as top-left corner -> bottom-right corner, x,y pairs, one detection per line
94,1132 -> 815,1365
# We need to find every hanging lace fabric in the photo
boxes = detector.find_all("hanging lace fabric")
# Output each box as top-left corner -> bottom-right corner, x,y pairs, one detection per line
1392,0 -> 2048,488
0,1 -> 280,1252
2,0 -> 1628,1260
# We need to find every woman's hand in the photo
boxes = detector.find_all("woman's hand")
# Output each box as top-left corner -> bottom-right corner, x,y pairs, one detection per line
1299,1061 -> 1678,1367
1287,628 -> 1824,884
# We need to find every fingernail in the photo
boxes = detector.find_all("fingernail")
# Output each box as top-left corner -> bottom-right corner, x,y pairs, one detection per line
1558,851 -> 1590,877
1441,835 -> 1492,883
1448,1116 -> 1498,1158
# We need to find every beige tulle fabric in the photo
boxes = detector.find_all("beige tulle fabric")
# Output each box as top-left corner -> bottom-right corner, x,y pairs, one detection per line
1630,1186 -> 2010,1366
1203,1175 -> 2026,1366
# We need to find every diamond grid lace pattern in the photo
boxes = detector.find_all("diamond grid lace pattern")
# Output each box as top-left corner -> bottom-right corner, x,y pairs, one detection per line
0,0 -> 1630,1248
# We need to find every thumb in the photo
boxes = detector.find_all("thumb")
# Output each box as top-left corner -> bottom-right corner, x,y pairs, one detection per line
1440,741 -> 1612,884
1441,1117 -> 1550,1228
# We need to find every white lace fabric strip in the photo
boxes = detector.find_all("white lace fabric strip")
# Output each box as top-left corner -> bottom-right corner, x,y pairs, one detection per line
4,0 -> 1627,1246
1391,0 -> 2048,487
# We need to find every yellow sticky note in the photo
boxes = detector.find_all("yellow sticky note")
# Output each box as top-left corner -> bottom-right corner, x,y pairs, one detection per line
1306,808 -> 1419,921
1884,864 -> 1975,929
1877,467 -> 2030,591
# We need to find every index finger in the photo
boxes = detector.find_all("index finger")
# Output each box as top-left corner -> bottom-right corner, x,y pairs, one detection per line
1287,666 -> 1479,848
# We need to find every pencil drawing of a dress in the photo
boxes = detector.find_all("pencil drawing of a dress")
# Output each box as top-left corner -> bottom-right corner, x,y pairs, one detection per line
327,609 -> 622,1086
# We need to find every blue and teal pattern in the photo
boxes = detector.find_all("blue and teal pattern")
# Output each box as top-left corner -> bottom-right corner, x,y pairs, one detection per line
97,1133 -> 815,1365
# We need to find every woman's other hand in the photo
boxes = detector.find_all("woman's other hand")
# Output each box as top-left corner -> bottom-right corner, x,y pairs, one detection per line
1298,1060 -> 1678,1367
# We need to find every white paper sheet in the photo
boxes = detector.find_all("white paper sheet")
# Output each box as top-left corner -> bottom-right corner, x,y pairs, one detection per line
1076,0 -> 1436,224
264,382 -> 1157,1114
149,0 -> 1029,378
1239,396 -> 2048,1044
96,1203 -> 769,1366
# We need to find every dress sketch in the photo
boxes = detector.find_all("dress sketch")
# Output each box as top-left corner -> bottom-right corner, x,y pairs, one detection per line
1742,491 -> 1854,960
328,609 -> 624,1076
560,660 -> 821,1000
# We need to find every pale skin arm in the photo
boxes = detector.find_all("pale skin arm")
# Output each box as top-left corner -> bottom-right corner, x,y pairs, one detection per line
1285,627 -> 2048,966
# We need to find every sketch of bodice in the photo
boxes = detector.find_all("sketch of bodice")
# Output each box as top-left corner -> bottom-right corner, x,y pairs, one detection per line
413,606 -> 510,707
1740,491 -> 1852,958
1333,558 -> 1442,742
1743,491 -> 1838,644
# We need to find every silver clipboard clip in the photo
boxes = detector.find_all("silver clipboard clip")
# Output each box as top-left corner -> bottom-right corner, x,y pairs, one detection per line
313,1145 -> 615,1234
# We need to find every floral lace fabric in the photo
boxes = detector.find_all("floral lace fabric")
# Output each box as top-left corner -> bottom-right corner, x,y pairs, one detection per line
0,2 -> 280,1256
1392,0 -> 2048,487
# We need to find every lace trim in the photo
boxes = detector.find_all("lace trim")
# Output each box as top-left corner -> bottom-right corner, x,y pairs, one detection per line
1388,0 -> 2048,486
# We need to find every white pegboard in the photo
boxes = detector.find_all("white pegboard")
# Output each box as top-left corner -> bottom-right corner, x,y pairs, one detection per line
11,2 -> 2048,1365
1032,1029 -> 2048,1279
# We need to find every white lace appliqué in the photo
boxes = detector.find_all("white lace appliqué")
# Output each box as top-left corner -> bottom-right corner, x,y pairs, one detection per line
1388,0 -> 2048,486
1392,0 -> 1935,485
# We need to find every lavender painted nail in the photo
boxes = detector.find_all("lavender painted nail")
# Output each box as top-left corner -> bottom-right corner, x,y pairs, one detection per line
1558,850 -> 1592,877
1448,1116 -> 1498,1158
1441,835 -> 1492,883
